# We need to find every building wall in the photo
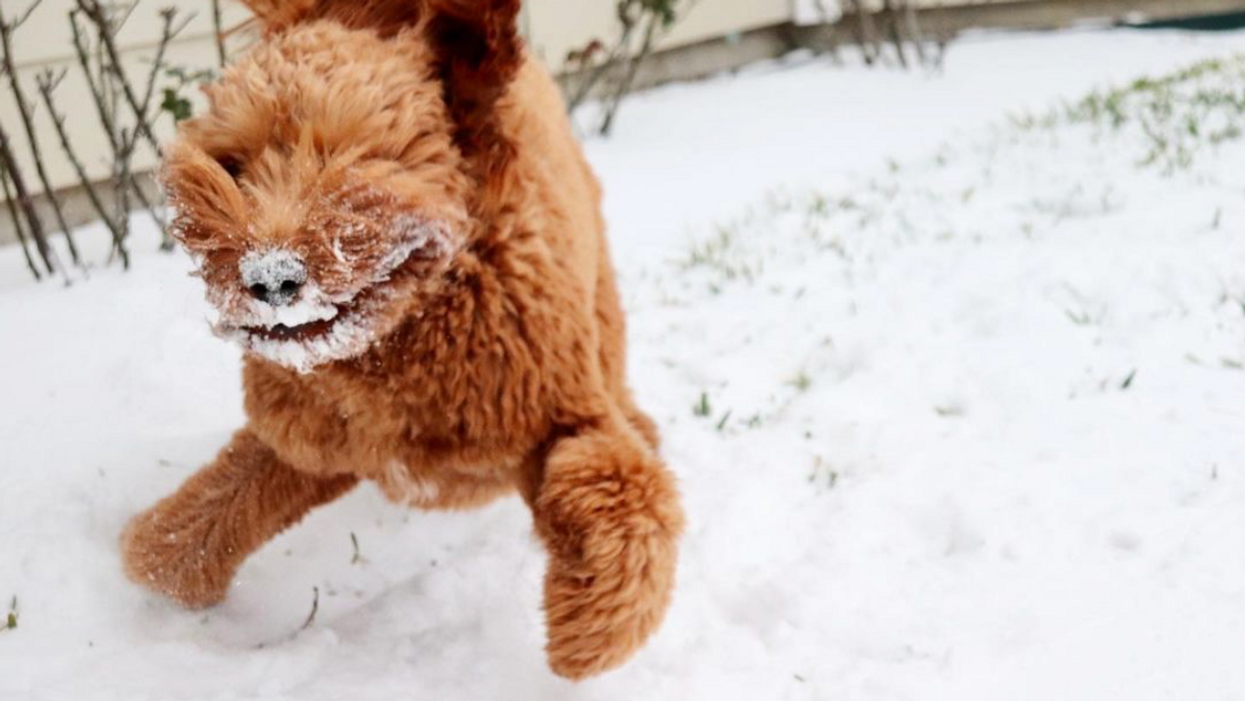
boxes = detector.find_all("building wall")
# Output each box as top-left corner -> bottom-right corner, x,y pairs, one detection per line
525,0 -> 792,71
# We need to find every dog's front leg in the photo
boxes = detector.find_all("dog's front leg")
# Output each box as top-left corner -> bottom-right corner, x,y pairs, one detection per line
121,429 -> 358,608
526,417 -> 685,679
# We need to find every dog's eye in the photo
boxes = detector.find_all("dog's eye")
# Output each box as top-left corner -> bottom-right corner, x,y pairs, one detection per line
215,155 -> 244,181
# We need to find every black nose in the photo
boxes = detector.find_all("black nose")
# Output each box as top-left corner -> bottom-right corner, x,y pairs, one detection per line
239,249 -> 308,307
248,278 -> 303,305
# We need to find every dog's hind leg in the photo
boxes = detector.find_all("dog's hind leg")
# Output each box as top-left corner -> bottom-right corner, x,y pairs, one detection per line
121,429 -> 358,608
524,413 -> 684,679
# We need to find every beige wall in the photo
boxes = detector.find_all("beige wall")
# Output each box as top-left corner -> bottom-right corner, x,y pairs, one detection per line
525,0 -> 792,70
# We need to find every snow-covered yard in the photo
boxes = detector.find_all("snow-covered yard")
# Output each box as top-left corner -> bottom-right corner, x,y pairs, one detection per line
5,26 -> 1245,701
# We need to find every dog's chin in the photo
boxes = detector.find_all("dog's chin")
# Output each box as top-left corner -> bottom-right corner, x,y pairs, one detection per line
215,278 -> 408,375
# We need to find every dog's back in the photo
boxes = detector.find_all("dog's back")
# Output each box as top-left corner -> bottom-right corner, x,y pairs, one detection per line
496,57 -> 608,303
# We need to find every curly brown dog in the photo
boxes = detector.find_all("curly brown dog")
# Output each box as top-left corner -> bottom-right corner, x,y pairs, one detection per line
120,0 -> 683,679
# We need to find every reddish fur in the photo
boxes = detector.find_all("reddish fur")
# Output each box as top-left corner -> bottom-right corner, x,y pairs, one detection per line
121,0 -> 682,680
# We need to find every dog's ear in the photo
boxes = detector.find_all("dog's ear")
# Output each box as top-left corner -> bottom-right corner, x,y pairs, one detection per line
424,0 -> 523,162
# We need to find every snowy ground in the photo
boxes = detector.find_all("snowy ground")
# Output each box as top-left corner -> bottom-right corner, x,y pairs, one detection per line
4,27 -> 1245,701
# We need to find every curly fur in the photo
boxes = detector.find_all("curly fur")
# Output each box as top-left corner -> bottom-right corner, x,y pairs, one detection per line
122,0 -> 682,680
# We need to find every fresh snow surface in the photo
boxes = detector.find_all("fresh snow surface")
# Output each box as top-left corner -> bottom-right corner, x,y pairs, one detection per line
4,27 -> 1245,701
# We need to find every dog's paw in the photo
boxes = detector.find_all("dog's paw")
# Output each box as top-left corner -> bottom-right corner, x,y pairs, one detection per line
536,428 -> 683,679
120,506 -> 233,609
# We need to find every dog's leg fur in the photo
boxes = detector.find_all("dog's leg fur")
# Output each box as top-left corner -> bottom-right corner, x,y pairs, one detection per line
592,251 -> 661,451
121,429 -> 358,608
525,415 -> 684,679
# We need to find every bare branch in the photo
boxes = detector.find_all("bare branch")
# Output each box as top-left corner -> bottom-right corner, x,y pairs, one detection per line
110,124 -> 133,264
566,29 -> 635,113
36,69 -> 130,269
211,0 -> 228,67
0,1 -> 81,265
11,0 -> 42,29
0,120 -> 56,276
589,0 -> 700,135
901,0 -> 928,66
811,0 -> 843,64
69,9 -> 119,153
109,0 -> 140,33
0,141 -> 41,280
846,0 -> 880,65
71,3 -> 180,252
299,587 -> 319,632
882,0 -> 909,69
599,10 -> 661,136
122,7 -> 186,246
74,0 -> 161,155
136,9 -> 191,131
127,169 -> 170,247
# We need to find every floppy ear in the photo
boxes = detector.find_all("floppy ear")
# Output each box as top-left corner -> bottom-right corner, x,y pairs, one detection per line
424,0 -> 523,161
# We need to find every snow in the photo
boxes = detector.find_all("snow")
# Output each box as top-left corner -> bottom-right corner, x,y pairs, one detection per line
5,26 -> 1245,701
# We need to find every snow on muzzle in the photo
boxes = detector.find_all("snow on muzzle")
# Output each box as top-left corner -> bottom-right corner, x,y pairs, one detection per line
213,218 -> 460,373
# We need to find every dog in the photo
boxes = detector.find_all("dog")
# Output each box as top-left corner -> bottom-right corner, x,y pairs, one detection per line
121,0 -> 683,679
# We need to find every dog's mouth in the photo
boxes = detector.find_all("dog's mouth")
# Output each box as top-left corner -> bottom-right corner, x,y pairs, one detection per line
241,313 -> 342,343
218,275 -> 393,373
232,276 -> 381,346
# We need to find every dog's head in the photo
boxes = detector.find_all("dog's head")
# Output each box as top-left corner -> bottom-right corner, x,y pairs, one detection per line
163,0 -> 521,373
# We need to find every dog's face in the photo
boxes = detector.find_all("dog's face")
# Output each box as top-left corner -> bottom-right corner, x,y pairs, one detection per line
164,2 -> 520,373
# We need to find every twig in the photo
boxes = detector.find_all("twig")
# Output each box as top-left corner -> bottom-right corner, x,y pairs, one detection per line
101,25 -> 124,264
10,1 -> 39,28
599,9 -> 661,136
70,5 -> 178,248
36,69 -> 130,268
74,0 -> 161,155
882,0 -> 909,69
123,7 -> 186,246
901,0 -> 928,66
0,119 -> 55,275
1,0 -> 80,265
350,533 -> 363,565
299,587 -> 320,631
137,9 -> 192,122
211,0 -> 227,67
566,0 -> 698,120
111,126 -> 133,262
69,10 -> 118,152
127,169 -> 170,247
0,148 -> 41,279
567,29 -> 635,113
846,0 -> 881,66
812,0 -> 843,63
